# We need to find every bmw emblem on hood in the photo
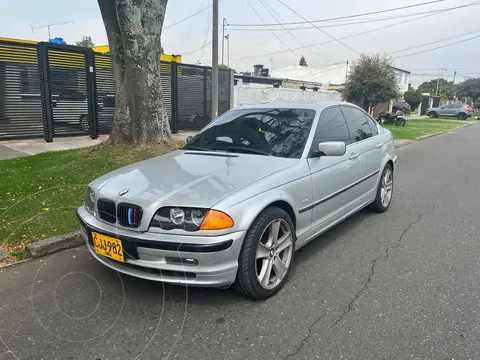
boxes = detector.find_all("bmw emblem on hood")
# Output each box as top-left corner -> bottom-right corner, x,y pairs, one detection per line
118,188 -> 129,196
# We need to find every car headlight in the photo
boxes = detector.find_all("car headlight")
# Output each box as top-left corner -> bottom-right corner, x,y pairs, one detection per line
84,186 -> 95,213
150,207 -> 234,231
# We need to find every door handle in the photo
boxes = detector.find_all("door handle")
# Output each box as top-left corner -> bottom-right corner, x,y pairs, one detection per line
349,152 -> 359,160
376,142 -> 383,148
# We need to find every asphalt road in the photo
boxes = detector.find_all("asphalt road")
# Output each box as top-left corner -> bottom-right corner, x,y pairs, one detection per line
2,124 -> 480,360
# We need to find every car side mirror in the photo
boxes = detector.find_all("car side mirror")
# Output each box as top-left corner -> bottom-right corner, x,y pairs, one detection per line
440,107 -> 444,109
186,135 -> 193,143
317,141 -> 346,157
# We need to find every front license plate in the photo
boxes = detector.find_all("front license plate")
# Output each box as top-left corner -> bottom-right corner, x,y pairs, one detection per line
92,232 -> 124,263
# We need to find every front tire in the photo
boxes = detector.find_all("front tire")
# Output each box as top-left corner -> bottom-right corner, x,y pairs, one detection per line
233,207 -> 295,299
370,164 -> 394,213
428,111 -> 438,118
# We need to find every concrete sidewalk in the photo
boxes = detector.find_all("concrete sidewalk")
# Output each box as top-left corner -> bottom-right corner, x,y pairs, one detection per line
0,135 -> 109,160
0,132 -> 196,161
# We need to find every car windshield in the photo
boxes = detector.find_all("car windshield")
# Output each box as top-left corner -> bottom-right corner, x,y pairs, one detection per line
184,108 -> 316,158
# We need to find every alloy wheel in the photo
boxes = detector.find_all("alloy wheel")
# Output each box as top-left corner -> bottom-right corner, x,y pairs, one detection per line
255,219 -> 294,290
380,168 -> 393,207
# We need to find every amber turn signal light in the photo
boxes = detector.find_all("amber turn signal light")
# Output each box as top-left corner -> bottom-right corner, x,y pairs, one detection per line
199,210 -> 234,230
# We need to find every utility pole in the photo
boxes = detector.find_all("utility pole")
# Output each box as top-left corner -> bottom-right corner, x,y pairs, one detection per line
436,67 -> 447,96
211,0 -> 219,120
222,18 -> 226,65
453,70 -> 457,99
225,34 -> 230,68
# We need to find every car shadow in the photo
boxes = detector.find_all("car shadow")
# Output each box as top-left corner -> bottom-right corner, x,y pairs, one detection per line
112,208 -> 373,306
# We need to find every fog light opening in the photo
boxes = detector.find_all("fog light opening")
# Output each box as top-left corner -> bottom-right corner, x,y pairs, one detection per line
165,257 -> 199,266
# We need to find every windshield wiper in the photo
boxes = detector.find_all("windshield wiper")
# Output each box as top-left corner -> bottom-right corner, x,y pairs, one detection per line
183,146 -> 214,151
213,146 -> 270,156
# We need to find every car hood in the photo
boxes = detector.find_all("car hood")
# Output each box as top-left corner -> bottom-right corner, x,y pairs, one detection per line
91,150 -> 297,210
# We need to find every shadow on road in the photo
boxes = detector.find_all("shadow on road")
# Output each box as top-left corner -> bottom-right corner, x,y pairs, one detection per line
108,208 -> 373,306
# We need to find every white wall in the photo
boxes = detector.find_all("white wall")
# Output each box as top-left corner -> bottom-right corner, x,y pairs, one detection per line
233,85 -> 341,108
394,70 -> 410,97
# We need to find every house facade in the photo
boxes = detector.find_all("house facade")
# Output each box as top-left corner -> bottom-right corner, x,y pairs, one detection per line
390,66 -> 411,98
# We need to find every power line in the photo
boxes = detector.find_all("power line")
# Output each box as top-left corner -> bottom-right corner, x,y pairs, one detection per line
258,0 -> 336,62
407,68 -> 480,71
182,40 -> 213,55
275,0 -> 360,55
229,0 -> 447,26
177,0 -> 207,46
231,0 -> 480,61
245,0 -> 300,58
163,0 -> 223,31
388,28 -> 480,55
393,33 -> 480,59
226,6 -> 462,31
197,0 -> 212,62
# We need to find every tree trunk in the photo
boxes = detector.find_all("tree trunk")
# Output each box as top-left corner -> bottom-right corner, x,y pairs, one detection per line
98,0 -> 171,144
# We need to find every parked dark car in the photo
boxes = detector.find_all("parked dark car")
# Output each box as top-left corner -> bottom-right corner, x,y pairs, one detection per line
392,100 -> 410,113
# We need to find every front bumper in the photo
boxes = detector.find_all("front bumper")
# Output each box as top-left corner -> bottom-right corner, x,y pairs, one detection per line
77,206 -> 245,287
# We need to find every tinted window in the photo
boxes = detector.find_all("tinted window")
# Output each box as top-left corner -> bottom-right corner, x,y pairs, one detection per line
452,103 -> 463,108
312,106 -> 350,147
341,106 -> 373,143
185,108 -> 315,158
443,104 -> 453,108
366,115 -> 379,135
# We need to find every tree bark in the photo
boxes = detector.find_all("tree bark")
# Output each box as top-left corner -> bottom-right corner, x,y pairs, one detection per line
98,0 -> 171,144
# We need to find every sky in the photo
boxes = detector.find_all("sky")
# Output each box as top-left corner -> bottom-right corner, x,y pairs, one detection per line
2,0 -> 480,86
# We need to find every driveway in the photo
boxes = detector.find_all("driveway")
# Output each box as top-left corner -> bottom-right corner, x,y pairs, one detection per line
1,124 -> 480,359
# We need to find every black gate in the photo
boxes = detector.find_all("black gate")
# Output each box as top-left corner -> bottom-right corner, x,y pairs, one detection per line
94,54 -> 115,134
41,43 -> 97,140
0,39 -> 233,142
0,40 -> 44,139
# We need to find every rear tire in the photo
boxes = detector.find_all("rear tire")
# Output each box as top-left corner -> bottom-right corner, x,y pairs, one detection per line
457,113 -> 467,120
233,207 -> 295,299
370,163 -> 394,213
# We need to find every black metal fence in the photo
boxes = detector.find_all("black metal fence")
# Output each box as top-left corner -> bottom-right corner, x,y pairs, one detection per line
0,40 -> 233,141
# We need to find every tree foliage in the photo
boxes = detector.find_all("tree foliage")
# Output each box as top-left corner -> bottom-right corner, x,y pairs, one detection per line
299,56 -> 307,67
456,77 -> 480,102
75,36 -> 95,48
403,89 -> 423,111
98,0 -> 170,144
417,79 -> 455,100
342,54 -> 399,112
474,98 -> 480,109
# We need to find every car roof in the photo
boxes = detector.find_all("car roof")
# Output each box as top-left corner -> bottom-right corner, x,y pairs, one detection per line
232,100 -> 350,112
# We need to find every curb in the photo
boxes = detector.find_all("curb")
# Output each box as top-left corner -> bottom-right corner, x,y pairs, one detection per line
0,259 -> 31,270
394,140 -> 416,149
26,231 -> 84,258
395,122 -> 478,149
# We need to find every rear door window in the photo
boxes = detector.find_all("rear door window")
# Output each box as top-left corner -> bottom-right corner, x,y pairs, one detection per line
341,106 -> 373,143
311,106 -> 351,148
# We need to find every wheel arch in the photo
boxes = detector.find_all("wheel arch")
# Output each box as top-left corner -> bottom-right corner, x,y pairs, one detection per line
226,192 -> 299,234
264,200 -> 296,230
